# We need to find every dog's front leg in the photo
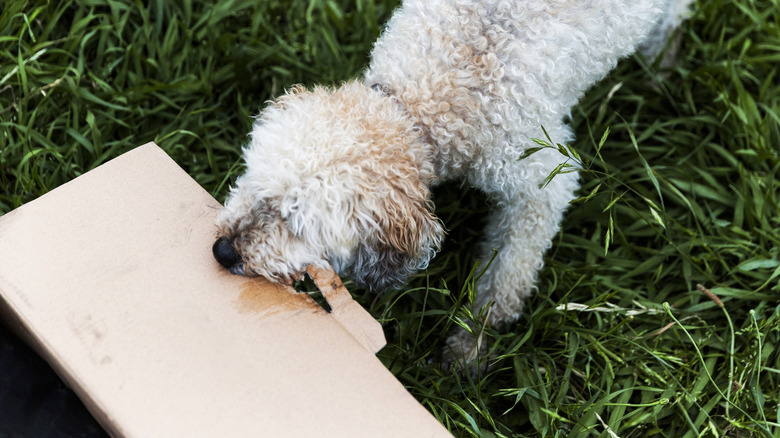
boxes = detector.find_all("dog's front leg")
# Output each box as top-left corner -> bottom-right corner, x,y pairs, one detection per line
444,167 -> 579,371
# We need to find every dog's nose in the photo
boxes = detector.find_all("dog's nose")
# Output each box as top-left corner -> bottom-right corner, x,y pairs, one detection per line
213,237 -> 241,269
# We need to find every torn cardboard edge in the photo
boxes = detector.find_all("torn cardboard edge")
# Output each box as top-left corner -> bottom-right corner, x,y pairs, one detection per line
0,142 -> 451,437
306,265 -> 386,354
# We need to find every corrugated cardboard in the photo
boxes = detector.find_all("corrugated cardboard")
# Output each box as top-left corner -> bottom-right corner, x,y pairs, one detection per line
0,143 -> 450,437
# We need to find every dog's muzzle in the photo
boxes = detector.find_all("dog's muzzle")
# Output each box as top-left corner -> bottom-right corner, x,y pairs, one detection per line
212,237 -> 248,276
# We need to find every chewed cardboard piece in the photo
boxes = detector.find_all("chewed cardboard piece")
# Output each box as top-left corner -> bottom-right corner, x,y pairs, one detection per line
0,143 -> 451,437
306,265 -> 386,354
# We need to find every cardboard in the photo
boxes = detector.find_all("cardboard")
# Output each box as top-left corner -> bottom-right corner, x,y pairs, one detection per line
0,143 -> 451,437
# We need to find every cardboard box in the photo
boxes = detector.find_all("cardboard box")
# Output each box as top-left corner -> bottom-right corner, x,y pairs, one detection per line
0,143 -> 451,437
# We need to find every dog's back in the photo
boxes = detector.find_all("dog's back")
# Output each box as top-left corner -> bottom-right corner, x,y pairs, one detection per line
365,0 -> 679,185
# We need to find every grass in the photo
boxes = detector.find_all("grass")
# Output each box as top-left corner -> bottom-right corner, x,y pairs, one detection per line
1,0 -> 779,436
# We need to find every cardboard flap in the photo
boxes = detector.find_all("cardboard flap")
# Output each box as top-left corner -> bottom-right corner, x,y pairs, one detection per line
0,143 -> 451,438
307,265 -> 386,354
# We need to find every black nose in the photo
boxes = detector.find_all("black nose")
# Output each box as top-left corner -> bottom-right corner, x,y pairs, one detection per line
213,237 -> 240,269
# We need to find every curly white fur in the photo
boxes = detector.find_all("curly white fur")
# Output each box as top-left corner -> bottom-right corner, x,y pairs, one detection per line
215,0 -> 692,365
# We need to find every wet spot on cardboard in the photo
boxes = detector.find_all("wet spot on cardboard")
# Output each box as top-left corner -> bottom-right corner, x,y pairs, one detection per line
236,278 -> 325,318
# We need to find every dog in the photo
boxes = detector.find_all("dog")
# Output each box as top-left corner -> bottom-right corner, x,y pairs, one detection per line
213,0 -> 692,366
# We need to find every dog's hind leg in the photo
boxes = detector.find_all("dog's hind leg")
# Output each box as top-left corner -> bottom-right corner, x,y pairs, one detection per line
639,0 -> 694,66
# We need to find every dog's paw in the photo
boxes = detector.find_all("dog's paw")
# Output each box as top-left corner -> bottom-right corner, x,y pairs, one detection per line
441,326 -> 493,378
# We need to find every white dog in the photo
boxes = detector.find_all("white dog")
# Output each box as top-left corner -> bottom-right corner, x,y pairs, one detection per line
214,0 -> 691,365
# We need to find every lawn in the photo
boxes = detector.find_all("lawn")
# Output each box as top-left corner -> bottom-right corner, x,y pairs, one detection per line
1,0 -> 779,436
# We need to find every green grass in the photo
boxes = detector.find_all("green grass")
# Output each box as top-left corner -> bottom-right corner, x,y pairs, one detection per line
2,0 -> 779,436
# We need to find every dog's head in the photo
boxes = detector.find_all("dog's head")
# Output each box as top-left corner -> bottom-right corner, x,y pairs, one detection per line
214,82 -> 443,291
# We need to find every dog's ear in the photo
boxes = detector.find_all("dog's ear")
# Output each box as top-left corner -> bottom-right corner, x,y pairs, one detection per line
278,180 -> 443,293
350,183 -> 444,292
